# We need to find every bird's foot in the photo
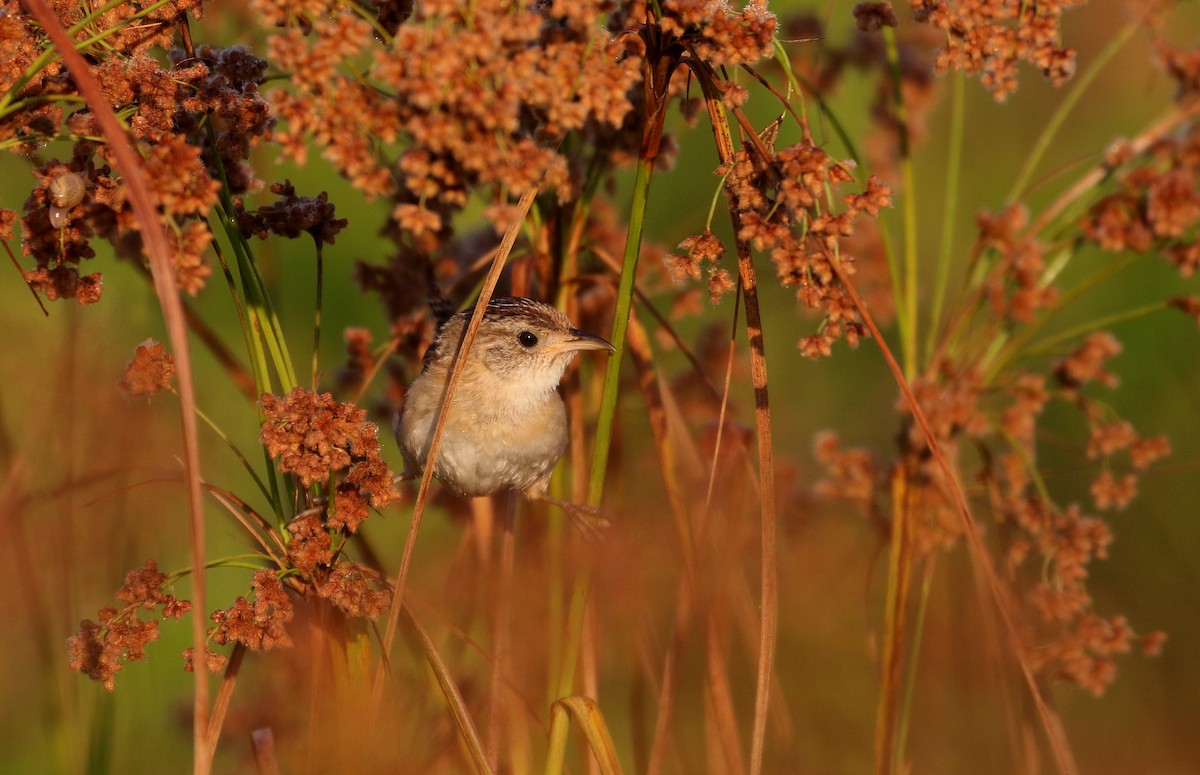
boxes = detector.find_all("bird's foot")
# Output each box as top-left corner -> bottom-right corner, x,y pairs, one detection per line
533,495 -> 610,540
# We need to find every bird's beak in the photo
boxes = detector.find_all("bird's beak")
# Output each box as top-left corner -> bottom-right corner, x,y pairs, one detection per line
562,328 -> 616,353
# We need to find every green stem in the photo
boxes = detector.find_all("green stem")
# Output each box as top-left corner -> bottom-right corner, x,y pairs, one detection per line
1024,300 -> 1169,358
772,39 -> 865,165
926,71 -> 965,364
202,123 -> 293,527
559,42 -> 667,706
312,240 -> 324,390
894,558 -> 935,771
556,153 -> 654,701
213,204 -> 297,394
983,250 -> 1139,381
189,400 -> 273,504
586,152 -> 655,506
882,26 -> 919,378
164,556 -> 276,583
1006,20 -> 1141,203
207,233 -> 285,528
769,38 -> 811,129
554,572 -> 591,702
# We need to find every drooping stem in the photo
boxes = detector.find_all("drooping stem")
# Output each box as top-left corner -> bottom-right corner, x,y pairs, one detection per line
20,2 -> 212,770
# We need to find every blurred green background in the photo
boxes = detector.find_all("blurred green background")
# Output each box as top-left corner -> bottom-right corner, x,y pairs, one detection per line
2,1 -> 1199,772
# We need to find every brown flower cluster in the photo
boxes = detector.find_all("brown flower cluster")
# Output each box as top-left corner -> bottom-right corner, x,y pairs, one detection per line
170,44 -> 276,194
1081,117 -> 1200,280
812,431 -> 880,522
999,373 -> 1049,445
983,337 -> 1169,693
1054,331 -> 1122,391
286,513 -> 334,577
263,0 -> 643,237
20,160 -> 107,304
119,339 -> 176,397
1082,415 -> 1170,512
853,2 -> 899,32
235,180 -> 348,245
260,388 -> 399,532
976,204 -> 1059,323
20,136 -> 219,304
0,209 -> 15,240
911,0 -> 1080,101
657,0 -> 778,69
1000,488 -> 1165,696
720,139 -> 891,357
1,7 -> 63,156
315,563 -> 390,619
813,300 -> 1171,696
5,0 -> 275,305
665,230 -> 725,282
210,570 -> 294,651
1,0 -> 202,152
897,360 -> 992,553
1159,40 -> 1200,102
1034,614 -> 1166,698
664,230 -> 736,302
67,561 -> 191,691
286,514 -> 392,619
77,0 -> 205,56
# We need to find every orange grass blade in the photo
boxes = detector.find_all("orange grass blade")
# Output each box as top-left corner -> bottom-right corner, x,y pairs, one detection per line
625,311 -> 699,569
250,728 -> 280,775
407,603 -> 494,775
205,643 -> 246,762
644,578 -> 691,775
546,696 -> 624,775
873,466 -> 917,774
705,616 -> 747,775
625,310 -> 701,773
20,3 -> 212,770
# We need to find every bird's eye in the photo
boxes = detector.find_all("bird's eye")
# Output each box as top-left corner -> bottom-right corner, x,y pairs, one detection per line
517,330 -> 538,348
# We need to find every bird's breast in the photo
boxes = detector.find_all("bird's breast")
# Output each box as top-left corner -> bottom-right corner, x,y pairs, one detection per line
399,377 -> 568,498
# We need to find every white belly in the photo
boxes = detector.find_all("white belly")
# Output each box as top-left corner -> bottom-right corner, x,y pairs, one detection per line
399,387 -> 568,498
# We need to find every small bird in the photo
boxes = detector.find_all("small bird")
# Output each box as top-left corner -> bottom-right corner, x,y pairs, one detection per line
396,296 -> 614,505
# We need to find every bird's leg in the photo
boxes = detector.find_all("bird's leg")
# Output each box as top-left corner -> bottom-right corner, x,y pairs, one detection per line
524,491 -> 610,539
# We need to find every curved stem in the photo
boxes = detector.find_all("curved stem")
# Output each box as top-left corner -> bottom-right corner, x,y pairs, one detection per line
21,2 -> 213,770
